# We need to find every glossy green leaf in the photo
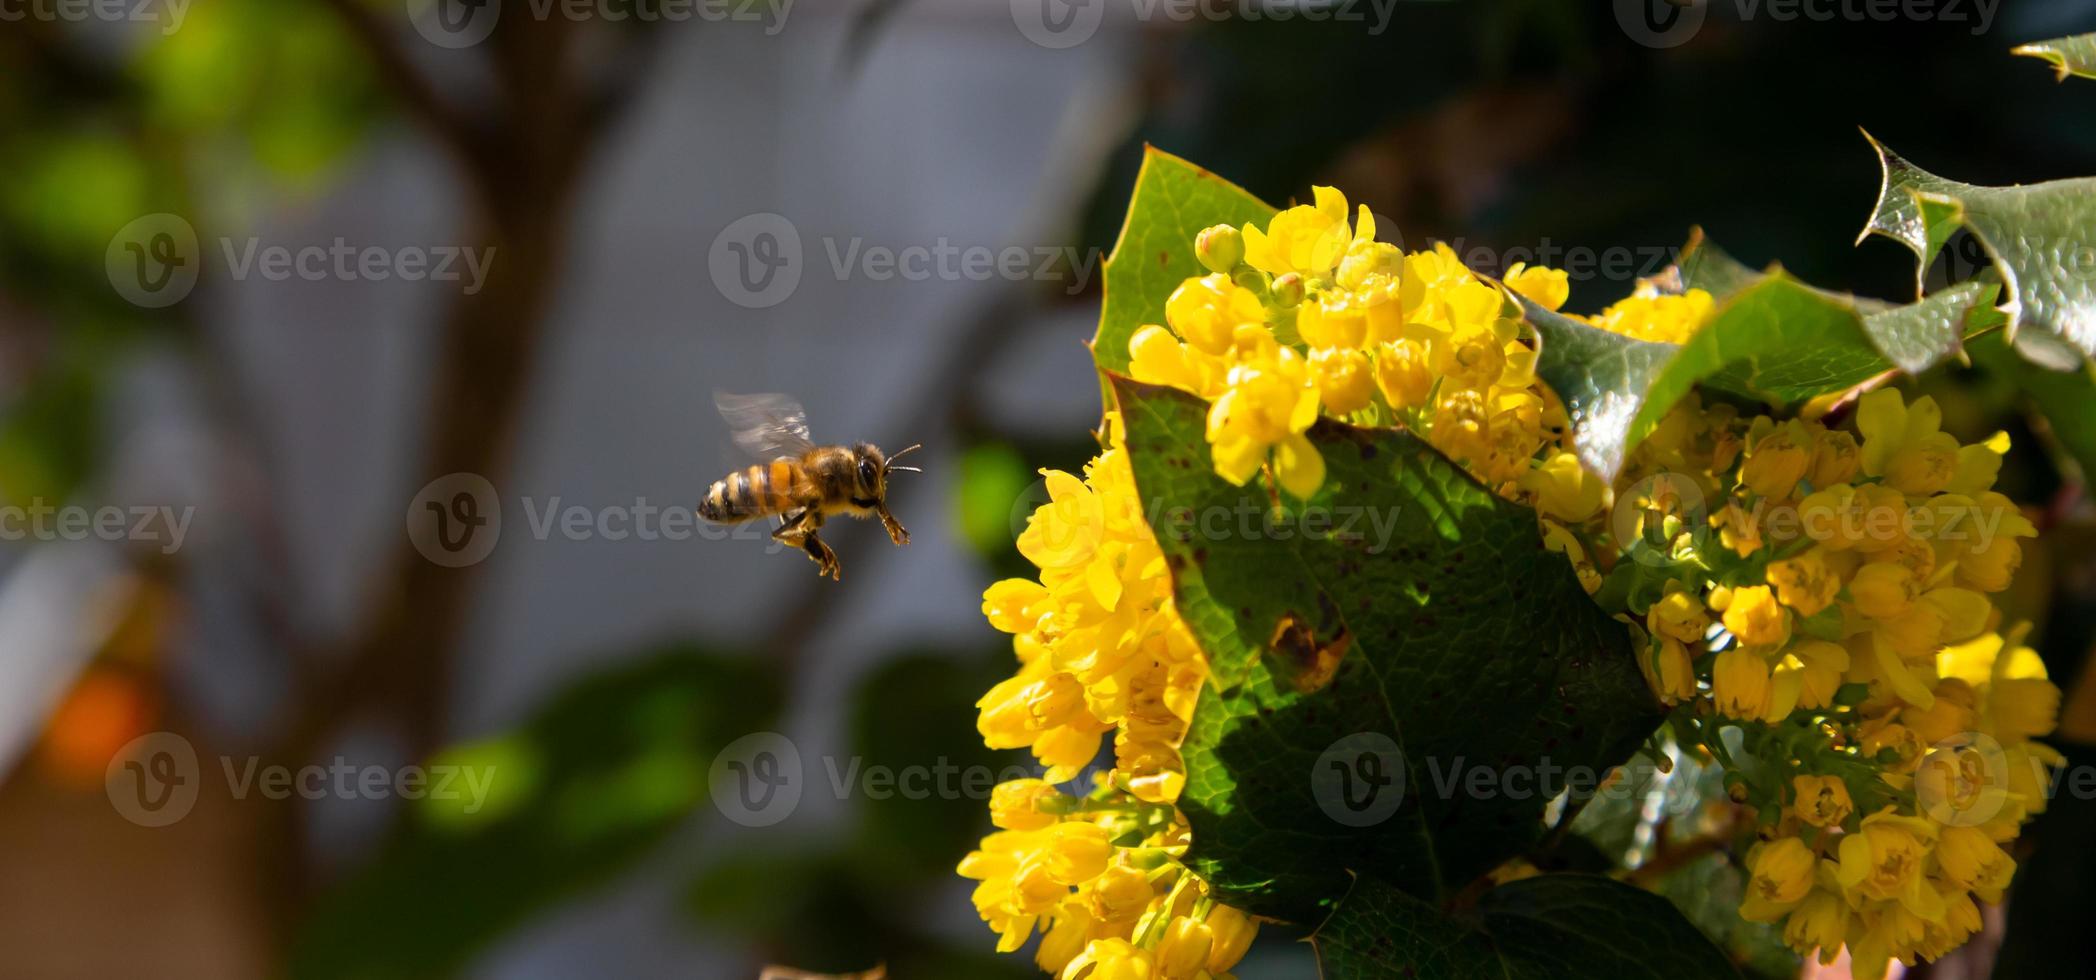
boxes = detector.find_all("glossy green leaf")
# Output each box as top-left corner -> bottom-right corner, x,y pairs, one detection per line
2015,33 -> 2096,82
1113,375 -> 1660,922
1315,874 -> 1740,979
1861,136 -> 2096,366
1528,237 -> 1998,481
1093,146 -> 1276,374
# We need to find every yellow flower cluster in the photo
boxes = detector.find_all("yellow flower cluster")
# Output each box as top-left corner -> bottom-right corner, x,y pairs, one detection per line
1576,367 -> 2061,975
1127,187 -> 1589,512
964,178 -> 2058,978
966,415 -> 1259,977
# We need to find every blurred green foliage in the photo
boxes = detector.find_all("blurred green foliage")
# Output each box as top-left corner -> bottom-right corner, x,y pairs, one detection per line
293,646 -> 785,980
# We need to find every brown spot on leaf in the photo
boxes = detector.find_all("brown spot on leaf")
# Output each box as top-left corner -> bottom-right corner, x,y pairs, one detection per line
1268,613 -> 1351,694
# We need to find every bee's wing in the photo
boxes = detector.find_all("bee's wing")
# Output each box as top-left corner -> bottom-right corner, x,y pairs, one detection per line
714,391 -> 816,460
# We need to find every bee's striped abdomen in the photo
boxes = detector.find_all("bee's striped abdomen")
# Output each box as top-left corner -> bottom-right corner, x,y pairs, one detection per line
700,460 -> 802,523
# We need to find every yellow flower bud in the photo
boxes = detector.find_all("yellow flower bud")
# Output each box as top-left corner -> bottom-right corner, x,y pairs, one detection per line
1166,274 -> 1263,356
1155,916 -> 1214,979
1743,421 -> 1812,498
1036,911 -> 1091,974
1373,340 -> 1433,413
1849,562 -> 1917,619
1647,588 -> 1709,645
1129,325 -> 1201,394
1791,774 -> 1853,828
1936,825 -> 2014,899
1437,326 -> 1506,391
1808,429 -> 1860,488
1740,837 -> 1815,921
1790,639 -> 1849,709
1783,890 -> 1849,963
1195,223 -> 1244,274
1990,677 -> 2061,743
1087,863 -> 1155,923
1722,585 -> 1791,649
1309,347 -> 1374,416
1204,904 -> 1259,974
1522,451 -> 1605,523
989,778 -> 1062,831
1713,647 -> 1772,718
1042,821 -> 1112,885
1958,536 -> 2021,593
1766,549 -> 1839,617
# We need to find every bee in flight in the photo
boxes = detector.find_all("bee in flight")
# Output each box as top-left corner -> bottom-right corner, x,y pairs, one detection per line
700,392 -> 920,580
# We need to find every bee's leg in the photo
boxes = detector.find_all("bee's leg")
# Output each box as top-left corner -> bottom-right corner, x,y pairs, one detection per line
772,507 -> 840,580
803,529 -> 841,580
875,503 -> 909,547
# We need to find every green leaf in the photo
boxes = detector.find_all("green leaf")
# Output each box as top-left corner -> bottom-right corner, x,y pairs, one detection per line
1112,375 -> 1660,922
2015,33 -> 2096,82
1968,329 -> 2096,480
293,646 -> 783,980
1093,146 -> 1276,375
1314,874 -> 1741,979
1527,236 -> 1998,481
1860,136 -> 2096,366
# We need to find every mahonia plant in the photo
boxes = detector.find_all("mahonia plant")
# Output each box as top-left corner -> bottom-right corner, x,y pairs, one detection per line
962,125 -> 2086,976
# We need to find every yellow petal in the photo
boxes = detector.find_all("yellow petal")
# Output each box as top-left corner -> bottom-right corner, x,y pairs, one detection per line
1353,203 -> 1376,244
1274,433 -> 1325,499
1211,436 -> 1265,486
1874,632 -> 1937,709
1312,185 -> 1348,223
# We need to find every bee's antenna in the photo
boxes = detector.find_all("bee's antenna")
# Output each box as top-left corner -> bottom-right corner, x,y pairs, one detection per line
889,466 -> 922,473
888,444 -> 923,463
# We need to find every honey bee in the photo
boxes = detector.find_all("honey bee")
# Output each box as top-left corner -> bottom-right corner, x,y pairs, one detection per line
700,392 -> 920,580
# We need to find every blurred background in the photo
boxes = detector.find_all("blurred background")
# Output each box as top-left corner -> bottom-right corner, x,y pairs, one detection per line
5,0 -> 2096,977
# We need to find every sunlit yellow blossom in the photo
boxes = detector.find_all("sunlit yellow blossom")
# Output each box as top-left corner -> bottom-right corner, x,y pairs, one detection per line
1723,585 -> 1791,649
1586,281 -> 1714,343
1740,837 -> 1816,921
1522,451 -> 1605,522
1743,418 -> 1814,498
1766,549 -> 1839,617
1714,648 -> 1772,718
1308,347 -> 1374,416
1165,274 -> 1265,356
1792,774 -> 1854,828
1503,262 -> 1570,311
1241,185 -> 1373,280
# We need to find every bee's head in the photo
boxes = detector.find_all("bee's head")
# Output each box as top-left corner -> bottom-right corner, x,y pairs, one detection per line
852,443 -> 887,500
852,443 -> 922,506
